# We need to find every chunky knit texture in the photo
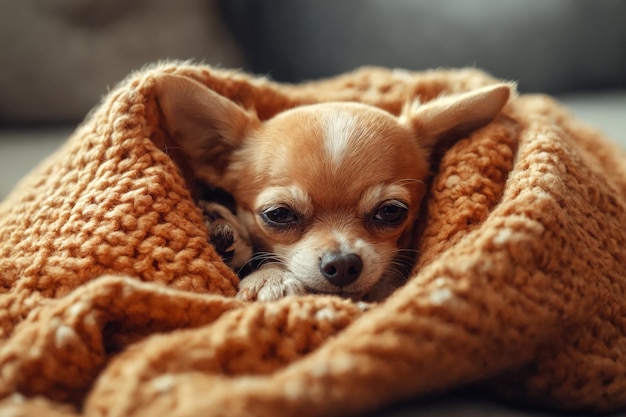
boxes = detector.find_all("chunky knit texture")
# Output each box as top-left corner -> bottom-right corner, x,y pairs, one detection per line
0,63 -> 625,416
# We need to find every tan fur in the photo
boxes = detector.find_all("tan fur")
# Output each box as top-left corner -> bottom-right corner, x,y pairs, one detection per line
156,75 -> 511,301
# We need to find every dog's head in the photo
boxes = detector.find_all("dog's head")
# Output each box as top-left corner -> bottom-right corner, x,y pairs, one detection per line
156,74 -> 511,299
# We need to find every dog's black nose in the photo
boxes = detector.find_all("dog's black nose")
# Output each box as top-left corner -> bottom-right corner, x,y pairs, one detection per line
320,252 -> 363,287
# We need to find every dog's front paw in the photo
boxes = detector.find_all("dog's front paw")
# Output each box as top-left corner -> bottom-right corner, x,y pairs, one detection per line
237,266 -> 306,302
199,200 -> 253,269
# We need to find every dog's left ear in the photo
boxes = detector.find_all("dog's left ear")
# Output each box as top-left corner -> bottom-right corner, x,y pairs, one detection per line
400,83 -> 514,154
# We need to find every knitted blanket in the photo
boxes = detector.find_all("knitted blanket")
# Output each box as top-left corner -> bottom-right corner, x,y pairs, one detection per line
1,62 -> 625,417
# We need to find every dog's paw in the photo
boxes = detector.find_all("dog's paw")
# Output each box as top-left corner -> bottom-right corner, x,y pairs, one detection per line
207,220 -> 236,258
199,200 -> 253,269
237,267 -> 306,302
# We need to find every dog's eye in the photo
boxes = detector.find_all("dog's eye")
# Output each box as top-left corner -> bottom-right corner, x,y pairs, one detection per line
373,201 -> 408,225
261,206 -> 299,226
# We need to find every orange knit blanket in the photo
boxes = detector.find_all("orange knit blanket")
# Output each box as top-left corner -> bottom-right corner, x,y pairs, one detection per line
1,63 -> 625,416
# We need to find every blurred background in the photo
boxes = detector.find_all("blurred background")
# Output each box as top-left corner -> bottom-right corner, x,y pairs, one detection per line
1,0 -> 625,200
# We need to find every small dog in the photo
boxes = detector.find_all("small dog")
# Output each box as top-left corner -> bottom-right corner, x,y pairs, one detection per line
156,74 -> 511,302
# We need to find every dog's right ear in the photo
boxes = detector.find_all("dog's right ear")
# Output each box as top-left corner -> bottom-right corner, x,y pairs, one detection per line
154,74 -> 259,186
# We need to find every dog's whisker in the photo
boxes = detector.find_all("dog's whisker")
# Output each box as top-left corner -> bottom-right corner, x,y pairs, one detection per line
237,251 -> 286,273
388,258 -> 414,270
388,248 -> 423,256
384,267 -> 411,282
378,248 -> 422,262
258,252 -> 287,263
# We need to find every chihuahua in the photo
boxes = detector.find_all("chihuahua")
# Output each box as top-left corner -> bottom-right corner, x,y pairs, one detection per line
155,74 -> 511,302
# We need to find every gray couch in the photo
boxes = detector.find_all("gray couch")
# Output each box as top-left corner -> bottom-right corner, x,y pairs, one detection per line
1,1 -> 625,415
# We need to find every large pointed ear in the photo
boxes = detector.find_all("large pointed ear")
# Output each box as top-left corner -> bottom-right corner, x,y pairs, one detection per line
400,83 -> 513,155
154,74 -> 259,186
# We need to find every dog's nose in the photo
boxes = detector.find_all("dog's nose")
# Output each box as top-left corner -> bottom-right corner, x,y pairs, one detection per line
320,252 -> 363,287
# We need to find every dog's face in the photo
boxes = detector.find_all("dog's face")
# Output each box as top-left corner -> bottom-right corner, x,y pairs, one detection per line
156,74 -> 511,299
228,103 -> 429,297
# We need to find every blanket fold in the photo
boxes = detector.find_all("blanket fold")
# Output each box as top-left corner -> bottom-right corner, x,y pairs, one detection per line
0,62 -> 625,416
